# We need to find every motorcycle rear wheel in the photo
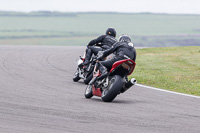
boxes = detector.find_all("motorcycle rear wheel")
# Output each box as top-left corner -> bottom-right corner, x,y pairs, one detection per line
101,75 -> 123,102
73,69 -> 81,82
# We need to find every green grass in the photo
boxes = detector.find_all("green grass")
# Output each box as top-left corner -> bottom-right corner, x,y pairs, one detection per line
1,13 -> 200,35
0,12 -> 200,47
130,46 -> 200,96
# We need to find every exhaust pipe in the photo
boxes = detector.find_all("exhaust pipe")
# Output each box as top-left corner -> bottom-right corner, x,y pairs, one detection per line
121,78 -> 137,93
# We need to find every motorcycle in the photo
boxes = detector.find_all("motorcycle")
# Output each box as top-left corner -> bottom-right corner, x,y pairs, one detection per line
73,52 -> 95,84
84,58 -> 136,102
73,51 -> 114,84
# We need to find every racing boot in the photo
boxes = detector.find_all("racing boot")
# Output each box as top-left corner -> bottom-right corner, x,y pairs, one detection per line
97,63 -> 108,80
83,48 -> 92,66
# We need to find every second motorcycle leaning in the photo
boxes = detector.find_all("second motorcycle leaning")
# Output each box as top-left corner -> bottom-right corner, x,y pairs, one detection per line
73,52 -> 96,84
73,51 -> 114,84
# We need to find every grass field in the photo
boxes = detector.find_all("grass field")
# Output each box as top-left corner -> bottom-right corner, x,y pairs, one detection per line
131,46 -> 200,96
0,12 -> 200,47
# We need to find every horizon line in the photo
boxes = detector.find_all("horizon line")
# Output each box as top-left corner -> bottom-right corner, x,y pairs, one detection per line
0,10 -> 200,16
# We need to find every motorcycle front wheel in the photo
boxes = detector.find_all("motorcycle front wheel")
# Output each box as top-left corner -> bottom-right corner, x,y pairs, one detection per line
84,72 -> 93,85
73,69 -> 81,82
101,75 -> 123,102
84,85 -> 93,98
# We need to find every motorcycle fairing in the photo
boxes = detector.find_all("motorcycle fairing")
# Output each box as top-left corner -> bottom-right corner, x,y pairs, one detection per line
110,59 -> 136,75
92,85 -> 102,96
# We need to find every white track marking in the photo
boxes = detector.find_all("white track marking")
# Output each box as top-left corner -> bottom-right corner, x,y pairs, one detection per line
136,84 -> 200,99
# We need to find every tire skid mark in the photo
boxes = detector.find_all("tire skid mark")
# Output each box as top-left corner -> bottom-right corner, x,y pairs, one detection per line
1,50 -> 26,80
46,54 -> 67,72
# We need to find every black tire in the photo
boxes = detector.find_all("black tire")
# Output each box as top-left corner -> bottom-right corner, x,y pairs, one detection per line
73,69 -> 80,82
85,85 -> 93,98
84,72 -> 93,85
101,75 -> 123,102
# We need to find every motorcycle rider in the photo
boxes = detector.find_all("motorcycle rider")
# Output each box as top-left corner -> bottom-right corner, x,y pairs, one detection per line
81,27 -> 117,66
94,35 -> 136,81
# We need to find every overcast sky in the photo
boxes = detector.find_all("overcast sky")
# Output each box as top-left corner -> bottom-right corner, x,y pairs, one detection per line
0,0 -> 200,14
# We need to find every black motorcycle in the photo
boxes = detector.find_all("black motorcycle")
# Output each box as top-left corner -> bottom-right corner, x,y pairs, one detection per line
73,52 -> 96,84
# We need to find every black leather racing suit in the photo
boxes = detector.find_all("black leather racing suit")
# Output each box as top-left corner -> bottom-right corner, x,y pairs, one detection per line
84,35 -> 117,65
99,41 -> 136,72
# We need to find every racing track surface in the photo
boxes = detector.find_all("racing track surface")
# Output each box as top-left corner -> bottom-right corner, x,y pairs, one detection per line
0,45 -> 200,133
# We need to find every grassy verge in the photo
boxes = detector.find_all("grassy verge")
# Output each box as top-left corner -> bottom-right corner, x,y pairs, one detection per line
1,13 -> 200,47
1,35 -> 200,47
130,46 -> 200,96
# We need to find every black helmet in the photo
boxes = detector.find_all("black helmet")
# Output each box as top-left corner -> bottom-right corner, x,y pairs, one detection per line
118,35 -> 131,43
106,27 -> 116,37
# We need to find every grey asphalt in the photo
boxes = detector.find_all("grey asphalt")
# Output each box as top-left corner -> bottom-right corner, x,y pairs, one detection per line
0,45 -> 199,133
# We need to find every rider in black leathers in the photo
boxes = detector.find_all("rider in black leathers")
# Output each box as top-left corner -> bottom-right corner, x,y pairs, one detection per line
95,35 -> 136,80
82,27 -> 117,66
